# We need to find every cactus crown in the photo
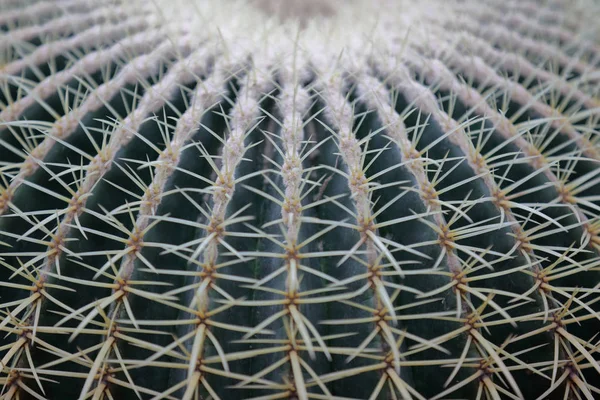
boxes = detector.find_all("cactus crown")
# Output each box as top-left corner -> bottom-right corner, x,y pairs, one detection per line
0,0 -> 600,399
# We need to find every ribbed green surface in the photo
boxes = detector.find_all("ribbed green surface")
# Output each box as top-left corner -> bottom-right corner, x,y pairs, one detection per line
0,0 -> 599,399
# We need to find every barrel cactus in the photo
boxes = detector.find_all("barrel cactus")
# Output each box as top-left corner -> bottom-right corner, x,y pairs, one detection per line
1,0 -> 599,399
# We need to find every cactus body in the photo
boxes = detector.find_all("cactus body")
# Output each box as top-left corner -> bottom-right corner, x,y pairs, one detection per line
1,0 -> 600,399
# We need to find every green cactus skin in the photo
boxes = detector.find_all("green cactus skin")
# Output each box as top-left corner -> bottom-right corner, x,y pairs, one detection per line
1,0 -> 600,399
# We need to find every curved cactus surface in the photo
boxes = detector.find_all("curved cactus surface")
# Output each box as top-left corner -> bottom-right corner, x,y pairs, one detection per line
1,0 -> 600,399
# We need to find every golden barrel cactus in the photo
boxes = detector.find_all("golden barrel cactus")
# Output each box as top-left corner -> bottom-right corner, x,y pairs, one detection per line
0,0 -> 599,399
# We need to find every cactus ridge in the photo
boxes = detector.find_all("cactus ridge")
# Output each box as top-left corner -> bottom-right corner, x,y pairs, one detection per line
0,0 -> 599,399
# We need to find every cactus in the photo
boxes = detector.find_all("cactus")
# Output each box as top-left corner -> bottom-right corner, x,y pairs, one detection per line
1,0 -> 600,399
